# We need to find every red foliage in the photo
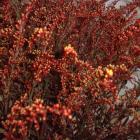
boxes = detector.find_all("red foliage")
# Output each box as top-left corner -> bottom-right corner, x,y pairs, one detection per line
0,0 -> 140,139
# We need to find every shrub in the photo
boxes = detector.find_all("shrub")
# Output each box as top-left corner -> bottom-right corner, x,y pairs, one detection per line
0,0 -> 140,139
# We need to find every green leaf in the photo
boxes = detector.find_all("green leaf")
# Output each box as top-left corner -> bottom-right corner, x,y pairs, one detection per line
0,128 -> 5,134
0,96 -> 3,102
